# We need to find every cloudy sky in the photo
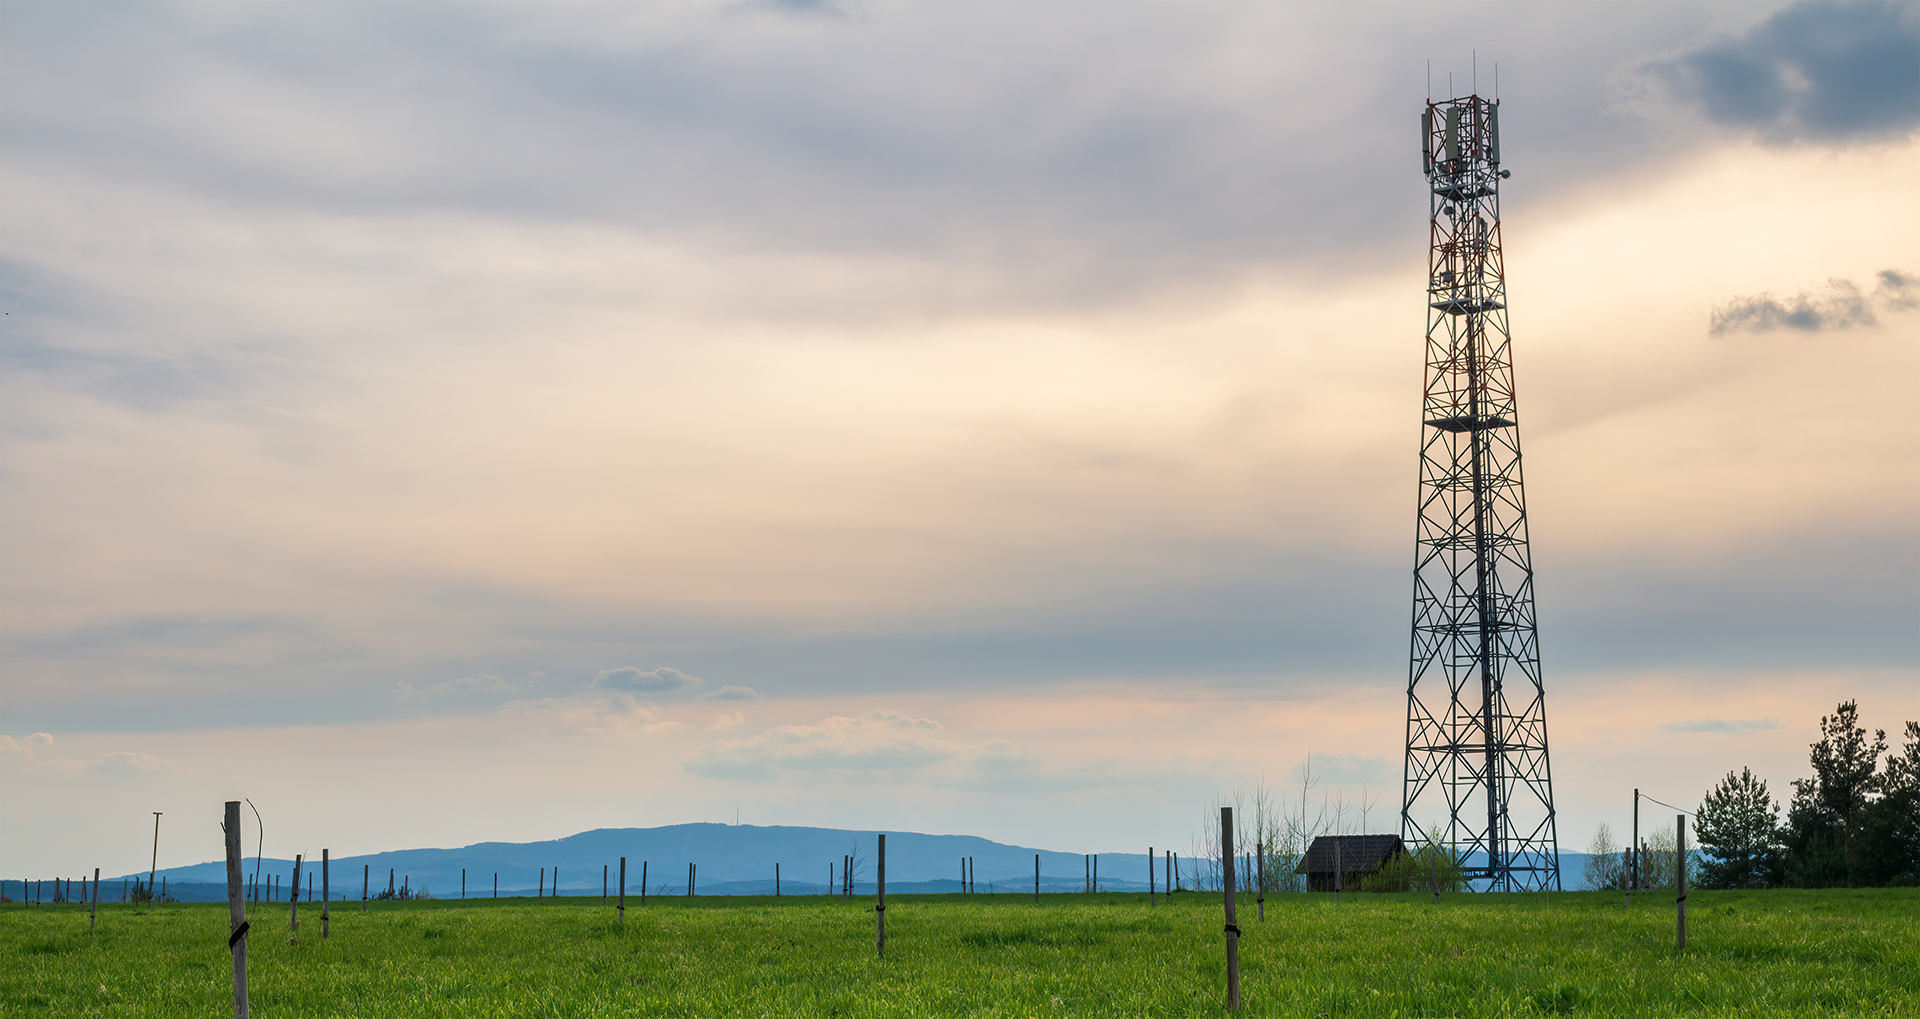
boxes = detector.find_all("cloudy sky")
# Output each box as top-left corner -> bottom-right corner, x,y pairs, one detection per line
3,1 -> 1916,878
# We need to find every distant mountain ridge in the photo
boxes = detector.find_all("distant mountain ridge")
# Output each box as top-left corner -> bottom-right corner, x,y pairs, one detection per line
118,822 -> 1600,902
128,823 -> 1165,900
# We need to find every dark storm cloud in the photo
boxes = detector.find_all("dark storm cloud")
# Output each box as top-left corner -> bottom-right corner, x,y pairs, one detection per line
1710,268 -> 1918,334
1646,1 -> 1920,143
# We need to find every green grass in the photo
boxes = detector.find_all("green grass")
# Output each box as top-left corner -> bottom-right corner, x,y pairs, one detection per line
3,889 -> 1917,1016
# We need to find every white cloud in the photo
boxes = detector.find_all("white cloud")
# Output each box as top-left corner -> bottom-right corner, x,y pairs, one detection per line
0,732 -> 54,763
710,712 -> 746,730
701,685 -> 761,701
5,734 -> 177,777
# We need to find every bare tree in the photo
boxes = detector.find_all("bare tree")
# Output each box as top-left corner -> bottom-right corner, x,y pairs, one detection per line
1634,823 -> 1688,890
846,842 -> 869,892
1584,823 -> 1624,890
1360,784 -> 1379,834
1193,755 -> 1357,894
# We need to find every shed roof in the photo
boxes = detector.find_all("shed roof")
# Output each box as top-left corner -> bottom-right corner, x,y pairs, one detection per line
1294,834 -> 1406,875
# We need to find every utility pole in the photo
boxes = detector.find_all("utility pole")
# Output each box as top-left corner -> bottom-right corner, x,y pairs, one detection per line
1629,788 -> 1639,906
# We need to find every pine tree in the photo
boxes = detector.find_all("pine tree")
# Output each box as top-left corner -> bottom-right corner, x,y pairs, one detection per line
1694,767 -> 1781,888
1784,700 -> 1887,887
1854,721 -> 1920,886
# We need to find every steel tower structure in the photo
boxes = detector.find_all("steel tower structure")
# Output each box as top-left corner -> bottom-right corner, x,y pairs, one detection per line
1400,94 -> 1559,892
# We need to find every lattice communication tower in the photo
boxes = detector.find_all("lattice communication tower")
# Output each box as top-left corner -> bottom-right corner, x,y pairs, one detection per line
1400,94 -> 1560,892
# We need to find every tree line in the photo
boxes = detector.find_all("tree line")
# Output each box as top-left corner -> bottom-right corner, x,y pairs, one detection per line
1692,700 -> 1918,888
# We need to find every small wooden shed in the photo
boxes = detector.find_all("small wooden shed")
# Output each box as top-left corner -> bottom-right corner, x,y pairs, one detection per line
1294,834 -> 1407,892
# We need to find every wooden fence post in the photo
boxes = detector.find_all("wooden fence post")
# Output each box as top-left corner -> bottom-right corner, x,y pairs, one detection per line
875,833 -> 886,958
493,873 -> 497,899
969,856 -> 975,895
322,850 -> 330,939
539,867 -> 544,899
689,863 -> 696,897
959,856 -> 966,896
1257,841 -> 1265,921
641,861 -> 648,906
1335,839 -> 1342,905
1677,814 -> 1688,950
461,867 -> 466,901
1221,807 -> 1240,1011
603,864 -> 607,905
1083,854 -> 1089,893
776,862 -> 781,897
149,811 -> 162,906
618,858 -> 626,923
90,867 -> 100,931
290,855 -> 302,934
1094,854 -> 1099,893
1034,854 -> 1039,902
363,865 -> 369,912
224,801 -> 249,1019
1149,846 -> 1156,905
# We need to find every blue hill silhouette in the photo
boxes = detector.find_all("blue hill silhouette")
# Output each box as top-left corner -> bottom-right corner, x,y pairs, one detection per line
85,823 -> 1598,903
117,823 -> 1179,901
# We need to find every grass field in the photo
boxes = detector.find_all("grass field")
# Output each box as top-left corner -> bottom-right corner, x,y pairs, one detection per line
3,888 -> 1917,1017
